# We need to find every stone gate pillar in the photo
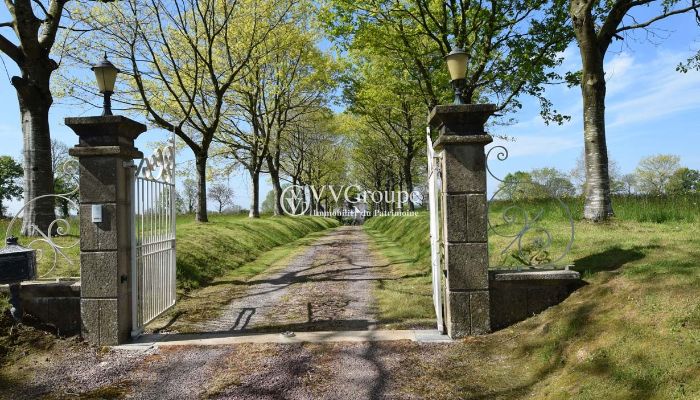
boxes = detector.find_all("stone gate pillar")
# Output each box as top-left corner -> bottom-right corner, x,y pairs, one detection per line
67,116 -> 146,346
429,104 -> 496,338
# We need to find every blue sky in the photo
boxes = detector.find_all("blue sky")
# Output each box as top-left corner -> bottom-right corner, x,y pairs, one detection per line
1,7 -> 699,214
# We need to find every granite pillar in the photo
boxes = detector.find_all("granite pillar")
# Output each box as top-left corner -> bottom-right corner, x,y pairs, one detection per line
67,115 -> 146,345
429,104 -> 496,338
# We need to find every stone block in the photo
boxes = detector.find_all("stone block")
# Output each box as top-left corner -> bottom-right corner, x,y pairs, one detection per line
469,291 -> 491,334
445,290 -> 470,338
489,284 -> 528,330
80,252 -> 118,298
466,194 -> 488,242
445,243 -> 488,290
443,194 -> 467,242
441,145 -> 486,193
80,204 -> 118,251
81,298 -> 120,346
79,157 -> 119,203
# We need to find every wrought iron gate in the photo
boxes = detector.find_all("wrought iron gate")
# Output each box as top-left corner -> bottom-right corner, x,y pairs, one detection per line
131,136 -> 177,336
426,129 -> 445,333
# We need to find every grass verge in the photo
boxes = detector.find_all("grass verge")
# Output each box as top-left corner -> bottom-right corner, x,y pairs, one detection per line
365,210 -> 700,398
364,217 -> 434,329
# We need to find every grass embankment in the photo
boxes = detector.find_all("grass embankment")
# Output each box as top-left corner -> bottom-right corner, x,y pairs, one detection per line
365,199 -> 700,398
175,214 -> 338,290
364,216 -> 434,329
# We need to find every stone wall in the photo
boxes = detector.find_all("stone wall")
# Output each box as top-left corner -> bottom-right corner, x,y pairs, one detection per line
489,270 -> 585,330
1,280 -> 81,334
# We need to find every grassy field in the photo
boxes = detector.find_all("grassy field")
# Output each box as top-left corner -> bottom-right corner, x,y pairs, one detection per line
0,214 -> 339,290
364,198 -> 700,399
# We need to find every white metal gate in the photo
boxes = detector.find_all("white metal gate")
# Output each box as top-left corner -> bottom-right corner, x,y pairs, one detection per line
427,129 -> 444,333
131,136 -> 177,336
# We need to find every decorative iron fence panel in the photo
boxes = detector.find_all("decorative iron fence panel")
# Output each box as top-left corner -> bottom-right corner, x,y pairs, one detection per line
131,137 -> 177,335
486,146 -> 575,270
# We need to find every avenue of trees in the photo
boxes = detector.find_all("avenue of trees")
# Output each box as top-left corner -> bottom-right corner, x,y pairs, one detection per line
1,0 -> 699,223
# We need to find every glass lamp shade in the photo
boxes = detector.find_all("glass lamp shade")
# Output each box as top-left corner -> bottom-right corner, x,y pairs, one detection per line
445,47 -> 468,81
91,55 -> 119,93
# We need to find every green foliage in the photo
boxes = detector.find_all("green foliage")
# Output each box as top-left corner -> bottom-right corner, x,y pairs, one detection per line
634,154 -> 682,195
0,156 -> 23,218
175,214 -> 339,290
496,168 -> 575,200
323,0 -> 573,121
667,167 -> 700,195
261,190 -> 276,214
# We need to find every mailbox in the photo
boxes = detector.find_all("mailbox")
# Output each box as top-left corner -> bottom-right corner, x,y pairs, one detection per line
0,237 -> 37,321
0,237 -> 37,284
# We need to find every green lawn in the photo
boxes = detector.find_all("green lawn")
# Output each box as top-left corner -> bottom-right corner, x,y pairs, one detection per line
365,203 -> 700,399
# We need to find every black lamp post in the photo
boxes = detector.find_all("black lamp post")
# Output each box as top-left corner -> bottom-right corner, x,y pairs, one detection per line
445,47 -> 469,105
91,53 -> 120,116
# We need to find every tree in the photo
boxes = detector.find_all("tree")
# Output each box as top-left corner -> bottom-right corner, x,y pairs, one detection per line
261,189 -> 277,214
0,156 -> 23,219
496,171 -> 539,200
618,173 -> 637,195
667,167 -> 700,195
180,178 -> 198,214
344,51 -> 425,211
51,140 -> 77,218
325,0 -> 572,117
634,154 -> 681,195
67,0 -> 294,222
570,150 -> 623,195
0,0 -> 94,233
568,0 -> 700,220
216,9 -> 336,218
208,183 -> 234,213
531,167 -> 576,197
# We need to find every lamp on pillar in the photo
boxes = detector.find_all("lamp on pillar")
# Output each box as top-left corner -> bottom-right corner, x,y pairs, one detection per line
91,53 -> 120,116
445,47 -> 468,105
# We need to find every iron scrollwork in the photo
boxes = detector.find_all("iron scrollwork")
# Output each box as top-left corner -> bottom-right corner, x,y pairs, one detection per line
486,146 -> 575,269
3,160 -> 80,278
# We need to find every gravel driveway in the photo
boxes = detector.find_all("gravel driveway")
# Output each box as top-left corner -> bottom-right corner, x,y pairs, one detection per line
196,226 -> 389,333
7,226 -> 448,399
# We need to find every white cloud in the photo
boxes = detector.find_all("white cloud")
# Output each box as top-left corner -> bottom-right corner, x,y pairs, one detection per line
606,50 -> 700,129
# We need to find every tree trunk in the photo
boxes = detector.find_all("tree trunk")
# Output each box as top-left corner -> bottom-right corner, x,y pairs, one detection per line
266,155 -> 283,216
249,169 -> 260,218
195,155 -> 209,222
17,95 -> 56,236
580,69 -> 613,220
403,156 -> 415,211
571,3 -> 614,221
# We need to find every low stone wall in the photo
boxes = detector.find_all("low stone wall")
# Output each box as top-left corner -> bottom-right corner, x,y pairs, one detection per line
489,270 -> 585,330
0,279 -> 81,335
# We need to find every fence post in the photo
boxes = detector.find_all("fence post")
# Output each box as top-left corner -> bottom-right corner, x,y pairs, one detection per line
67,116 -> 146,346
428,104 -> 496,338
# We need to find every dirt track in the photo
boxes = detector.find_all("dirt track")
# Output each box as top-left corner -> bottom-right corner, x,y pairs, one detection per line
197,226 -> 388,333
